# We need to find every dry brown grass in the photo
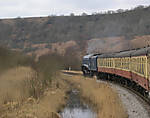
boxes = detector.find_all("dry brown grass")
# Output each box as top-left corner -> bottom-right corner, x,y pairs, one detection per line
0,72 -> 69,118
0,67 -> 34,105
27,40 -> 79,60
0,68 -> 128,118
62,73 -> 128,118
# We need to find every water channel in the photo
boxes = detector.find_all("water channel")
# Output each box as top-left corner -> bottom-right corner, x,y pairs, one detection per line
60,89 -> 97,118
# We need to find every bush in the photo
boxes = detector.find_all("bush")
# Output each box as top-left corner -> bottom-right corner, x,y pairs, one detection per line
29,53 -> 64,98
0,47 -> 34,73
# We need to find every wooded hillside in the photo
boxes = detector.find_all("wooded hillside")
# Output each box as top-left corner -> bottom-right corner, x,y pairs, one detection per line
0,6 -> 150,54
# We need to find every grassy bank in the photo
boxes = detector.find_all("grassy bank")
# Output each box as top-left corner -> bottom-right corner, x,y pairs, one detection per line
0,68 -> 128,118
62,72 -> 128,118
0,71 -> 69,118
0,67 -> 34,105
0,47 -> 67,118
0,47 -> 64,99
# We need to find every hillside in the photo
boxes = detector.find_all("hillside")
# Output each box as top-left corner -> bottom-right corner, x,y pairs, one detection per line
87,35 -> 150,53
0,6 -> 150,56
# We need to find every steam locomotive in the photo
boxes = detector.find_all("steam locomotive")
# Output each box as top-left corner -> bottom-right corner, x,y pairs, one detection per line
82,47 -> 150,97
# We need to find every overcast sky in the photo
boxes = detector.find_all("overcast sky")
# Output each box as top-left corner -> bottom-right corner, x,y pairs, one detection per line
0,0 -> 150,18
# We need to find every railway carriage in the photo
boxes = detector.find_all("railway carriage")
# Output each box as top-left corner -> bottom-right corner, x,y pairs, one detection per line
82,47 -> 150,96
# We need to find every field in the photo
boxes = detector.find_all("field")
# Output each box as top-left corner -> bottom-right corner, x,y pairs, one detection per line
61,72 -> 128,118
0,65 -> 128,118
0,67 -> 69,118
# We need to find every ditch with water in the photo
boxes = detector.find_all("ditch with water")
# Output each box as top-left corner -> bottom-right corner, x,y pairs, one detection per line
60,89 -> 97,118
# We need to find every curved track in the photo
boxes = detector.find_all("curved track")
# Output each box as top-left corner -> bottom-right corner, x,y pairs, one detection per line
106,80 -> 150,118
119,82 -> 150,105
97,75 -> 150,106
62,71 -> 150,108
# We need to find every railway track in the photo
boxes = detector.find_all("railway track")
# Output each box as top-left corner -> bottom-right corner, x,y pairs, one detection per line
62,71 -> 150,105
63,71 -> 150,117
106,79 -> 150,118
97,78 -> 150,117
118,82 -> 150,105
99,78 -> 150,108
99,78 -> 150,107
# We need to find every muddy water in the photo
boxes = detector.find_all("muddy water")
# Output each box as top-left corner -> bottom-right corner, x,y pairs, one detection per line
60,89 -> 96,118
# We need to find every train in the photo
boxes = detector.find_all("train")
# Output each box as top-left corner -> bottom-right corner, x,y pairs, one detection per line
81,47 -> 150,97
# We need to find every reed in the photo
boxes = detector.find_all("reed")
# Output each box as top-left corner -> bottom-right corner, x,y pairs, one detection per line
63,73 -> 128,118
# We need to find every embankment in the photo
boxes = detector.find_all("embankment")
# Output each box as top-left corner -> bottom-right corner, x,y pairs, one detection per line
0,67 -> 128,118
62,72 -> 128,118
0,68 -> 69,118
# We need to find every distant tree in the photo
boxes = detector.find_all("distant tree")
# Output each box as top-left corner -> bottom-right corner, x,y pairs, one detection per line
117,9 -> 124,13
82,13 -> 87,16
134,5 -> 145,10
92,12 -> 99,15
70,13 -> 75,16
107,10 -> 114,14
16,16 -> 21,19
63,46 -> 81,70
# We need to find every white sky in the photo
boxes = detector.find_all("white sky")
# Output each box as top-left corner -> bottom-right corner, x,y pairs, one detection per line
0,0 -> 150,18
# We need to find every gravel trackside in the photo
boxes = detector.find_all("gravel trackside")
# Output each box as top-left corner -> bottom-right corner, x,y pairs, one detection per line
97,80 -> 150,118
